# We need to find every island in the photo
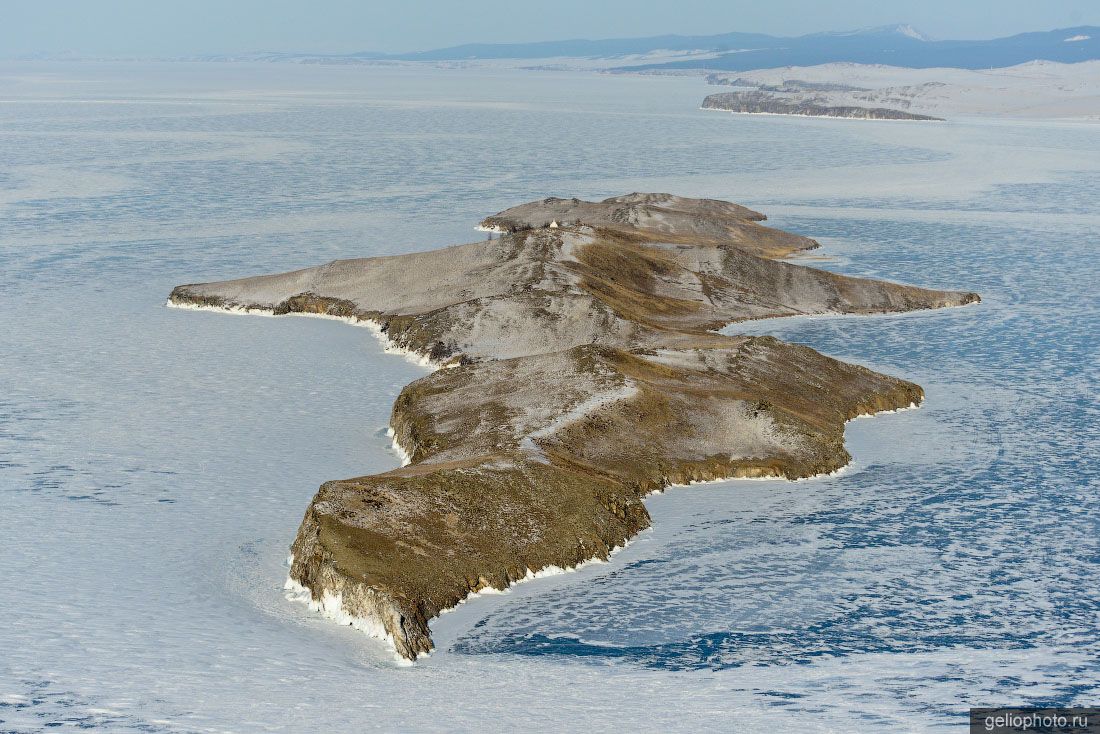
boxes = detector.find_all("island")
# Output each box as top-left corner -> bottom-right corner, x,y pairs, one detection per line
702,90 -> 944,121
168,193 -> 979,660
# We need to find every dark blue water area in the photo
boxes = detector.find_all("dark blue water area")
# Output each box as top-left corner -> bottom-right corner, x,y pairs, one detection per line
0,679 -> 174,733
452,213 -> 1100,700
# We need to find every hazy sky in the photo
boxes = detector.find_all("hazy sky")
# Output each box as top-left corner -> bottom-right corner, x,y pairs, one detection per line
4,0 -> 1098,56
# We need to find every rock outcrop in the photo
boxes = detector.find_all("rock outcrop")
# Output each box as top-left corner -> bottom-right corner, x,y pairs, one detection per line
168,193 -> 978,660
702,91 -> 945,121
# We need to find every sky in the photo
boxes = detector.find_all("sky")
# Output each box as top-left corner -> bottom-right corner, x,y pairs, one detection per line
3,0 -> 1098,57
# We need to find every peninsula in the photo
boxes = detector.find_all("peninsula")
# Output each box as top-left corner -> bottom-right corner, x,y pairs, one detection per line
700,62 -> 1100,122
168,193 -> 979,660
702,90 -> 944,121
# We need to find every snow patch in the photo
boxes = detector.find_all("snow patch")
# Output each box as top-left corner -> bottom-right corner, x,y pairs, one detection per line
896,24 -> 931,41
385,427 -> 413,467
526,384 -> 638,443
849,401 -> 921,420
283,575 -> 416,665
1064,35 -> 1091,42
283,553 -> 416,665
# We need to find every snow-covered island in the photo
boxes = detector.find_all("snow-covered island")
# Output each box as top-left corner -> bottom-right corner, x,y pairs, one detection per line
169,194 -> 979,660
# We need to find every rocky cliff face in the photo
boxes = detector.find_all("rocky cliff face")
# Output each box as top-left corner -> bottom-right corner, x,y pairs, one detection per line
168,193 -> 978,659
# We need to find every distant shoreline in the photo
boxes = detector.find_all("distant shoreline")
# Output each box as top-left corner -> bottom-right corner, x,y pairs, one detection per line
696,61 -> 1100,122
699,106 -> 944,122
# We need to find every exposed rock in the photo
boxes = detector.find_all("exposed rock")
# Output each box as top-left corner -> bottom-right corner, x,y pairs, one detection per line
168,193 -> 979,659
702,91 -> 945,121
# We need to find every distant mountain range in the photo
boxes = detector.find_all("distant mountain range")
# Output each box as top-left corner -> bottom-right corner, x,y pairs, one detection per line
203,24 -> 1100,71
620,25 -> 1100,71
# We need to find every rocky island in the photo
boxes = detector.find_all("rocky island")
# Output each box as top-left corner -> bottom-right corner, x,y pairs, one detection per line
702,90 -> 944,121
168,193 -> 979,660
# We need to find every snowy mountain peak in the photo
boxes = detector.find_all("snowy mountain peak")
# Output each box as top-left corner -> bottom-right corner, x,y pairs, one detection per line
814,24 -> 932,41
894,24 -> 932,41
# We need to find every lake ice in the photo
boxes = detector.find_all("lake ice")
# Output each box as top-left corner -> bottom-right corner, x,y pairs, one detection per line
0,62 -> 1097,732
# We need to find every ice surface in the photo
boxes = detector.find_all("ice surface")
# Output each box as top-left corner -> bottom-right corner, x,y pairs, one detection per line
0,61 -> 1097,732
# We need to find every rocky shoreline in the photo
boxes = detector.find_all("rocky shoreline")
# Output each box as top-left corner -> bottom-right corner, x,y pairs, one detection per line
169,193 -> 978,660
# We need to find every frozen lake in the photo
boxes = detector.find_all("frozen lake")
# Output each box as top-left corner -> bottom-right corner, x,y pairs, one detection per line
1,62 -> 1097,732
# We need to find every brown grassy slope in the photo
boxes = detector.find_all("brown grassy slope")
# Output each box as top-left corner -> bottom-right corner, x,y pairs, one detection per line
289,338 -> 924,658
